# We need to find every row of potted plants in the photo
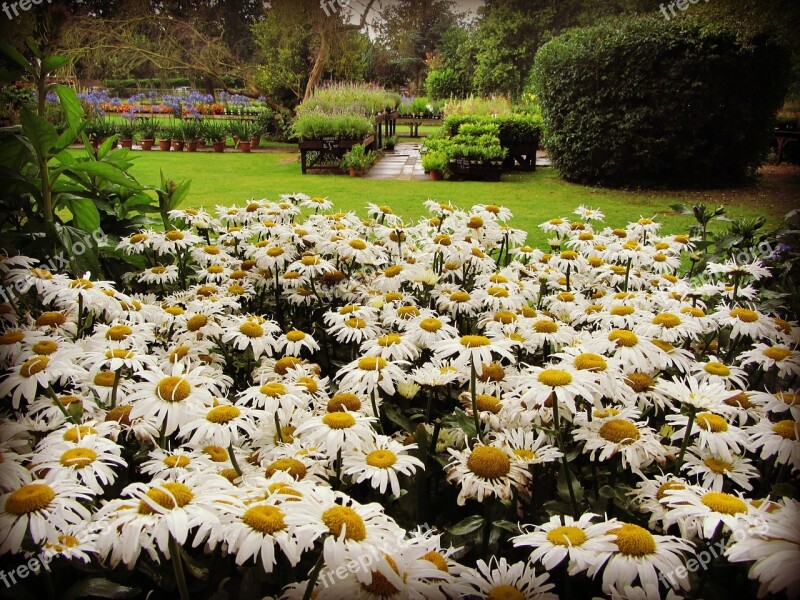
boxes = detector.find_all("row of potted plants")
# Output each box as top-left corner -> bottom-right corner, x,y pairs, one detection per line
83,118 -> 266,152
421,122 -> 508,181
340,143 -> 379,176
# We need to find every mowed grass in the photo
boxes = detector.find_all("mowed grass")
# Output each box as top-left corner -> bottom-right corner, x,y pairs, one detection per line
117,149 -> 789,248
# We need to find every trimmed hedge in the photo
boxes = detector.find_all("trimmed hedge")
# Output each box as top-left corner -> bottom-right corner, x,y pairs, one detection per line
532,16 -> 790,187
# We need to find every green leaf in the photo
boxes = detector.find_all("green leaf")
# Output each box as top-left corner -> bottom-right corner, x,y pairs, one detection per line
0,41 -> 34,75
452,407 -> 477,439
55,86 -> 84,147
43,55 -> 70,72
384,404 -> 413,433
62,578 -> 139,600
493,520 -> 521,533
446,515 -> 484,536
56,224 -> 103,278
66,162 -> 141,189
19,108 -> 58,160
66,197 -> 101,233
669,203 -> 692,215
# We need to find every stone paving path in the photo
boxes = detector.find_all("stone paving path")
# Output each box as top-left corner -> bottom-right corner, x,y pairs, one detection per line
364,142 -> 551,180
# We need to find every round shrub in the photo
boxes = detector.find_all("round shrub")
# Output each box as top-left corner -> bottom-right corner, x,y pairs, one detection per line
532,16 -> 790,187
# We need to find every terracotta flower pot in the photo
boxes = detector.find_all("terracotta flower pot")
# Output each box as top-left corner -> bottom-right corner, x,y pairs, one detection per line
429,170 -> 444,181
250,136 -> 261,149
212,141 -> 225,153
197,140 -> 206,150
239,141 -> 252,153
158,139 -> 171,151
187,141 -> 199,152
172,140 -> 185,152
349,167 -> 359,177
141,139 -> 154,151
120,138 -> 134,149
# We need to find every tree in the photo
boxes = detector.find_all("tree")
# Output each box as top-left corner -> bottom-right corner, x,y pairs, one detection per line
424,23 -> 477,98
251,0 -> 371,108
377,0 -> 462,92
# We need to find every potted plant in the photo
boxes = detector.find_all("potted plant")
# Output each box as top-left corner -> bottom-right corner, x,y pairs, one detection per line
137,118 -> 159,151
385,135 -> 398,151
171,122 -> 186,152
230,120 -> 257,153
158,123 -> 173,151
182,118 -> 203,152
421,150 -> 448,180
203,121 -> 228,153
118,118 -> 137,149
252,109 -> 274,149
341,143 -> 377,177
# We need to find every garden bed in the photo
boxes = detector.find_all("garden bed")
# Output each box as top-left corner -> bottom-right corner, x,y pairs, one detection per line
298,135 -> 375,174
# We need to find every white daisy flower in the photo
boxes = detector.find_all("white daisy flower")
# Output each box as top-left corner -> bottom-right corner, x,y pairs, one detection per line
681,449 -> 758,491
459,556 -> 557,600
293,410 -> 377,455
342,435 -> 424,497
445,443 -> 531,506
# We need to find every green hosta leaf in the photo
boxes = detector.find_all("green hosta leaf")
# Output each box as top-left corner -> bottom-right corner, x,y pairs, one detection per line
446,514 -> 484,536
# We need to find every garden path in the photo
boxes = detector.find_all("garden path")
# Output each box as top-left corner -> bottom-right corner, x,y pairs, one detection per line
364,142 -> 427,181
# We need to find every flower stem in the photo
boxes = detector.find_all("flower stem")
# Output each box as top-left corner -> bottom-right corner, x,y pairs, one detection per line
470,361 -> 482,442
302,549 -> 326,600
552,394 -> 579,518
169,535 -> 190,600
227,444 -> 242,477
110,368 -> 122,409
674,406 -> 697,474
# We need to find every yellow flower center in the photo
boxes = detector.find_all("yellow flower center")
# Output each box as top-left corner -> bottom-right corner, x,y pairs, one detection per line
537,369 -> 572,387
362,555 -> 401,595
5,484 -> 55,515
345,317 -> 367,329
32,340 -> 59,355
138,482 -> 194,514
487,286 -> 509,298
165,230 -> 184,241
478,363 -> 505,382
656,481 -> 685,500
681,306 -> 705,318
460,335 -> 490,348
275,357 -> 302,375
533,320 -> 558,334
594,407 -> 619,418
546,525 -> 588,547
297,376 -> 318,394
63,425 -> 96,442
701,491 -> 747,515
328,393 -> 362,412
203,445 -> 228,462
239,321 -> 264,338
609,329 -> 638,347
0,331 -> 25,344
467,446 -> 511,479
704,362 -> 731,376
19,356 -> 49,378
764,347 -> 791,361
383,265 -> 403,278
366,449 -> 397,469
358,356 -> 387,371
378,333 -> 402,346
59,448 -> 97,468
156,376 -> 191,402
105,349 -> 134,360
243,504 -> 287,534
186,315 -> 208,332
163,455 -> 191,468
652,313 -> 681,328
105,324 -> 133,341
259,382 -> 286,397
69,278 -> 94,289
512,448 -> 537,461
349,239 -> 367,250
36,312 -> 66,327
93,371 -> 116,387
611,306 -> 635,316
419,318 -> 442,332
322,505 -> 367,541
488,585 -> 525,600
422,550 -> 448,572
730,308 -> 758,323
397,306 -> 419,319
286,330 -> 306,342
574,353 -> 607,371
611,523 -> 656,556
206,406 -> 241,423
322,413 -> 356,429
773,420 -> 797,440
599,419 -> 640,445
476,394 -> 502,414
703,457 -> 732,474
468,216 -> 484,229
450,291 -> 471,303
265,458 -> 307,480
725,392 -> 752,409
625,372 -> 655,393
696,413 -> 728,433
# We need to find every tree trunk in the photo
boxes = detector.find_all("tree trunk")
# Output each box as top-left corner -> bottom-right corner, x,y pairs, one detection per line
304,28 -> 330,102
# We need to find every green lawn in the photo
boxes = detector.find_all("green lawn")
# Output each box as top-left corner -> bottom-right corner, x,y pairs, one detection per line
117,149 -> 789,247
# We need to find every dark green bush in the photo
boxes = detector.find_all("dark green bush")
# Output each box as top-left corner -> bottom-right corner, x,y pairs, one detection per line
532,16 -> 790,187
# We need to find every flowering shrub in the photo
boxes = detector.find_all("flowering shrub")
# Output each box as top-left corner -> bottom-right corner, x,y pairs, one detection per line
0,198 -> 797,600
